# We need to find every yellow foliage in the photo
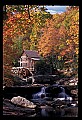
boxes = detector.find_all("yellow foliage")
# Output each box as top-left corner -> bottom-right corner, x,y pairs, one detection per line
58,56 -> 61,60
16,14 -> 21,18
75,48 -> 79,54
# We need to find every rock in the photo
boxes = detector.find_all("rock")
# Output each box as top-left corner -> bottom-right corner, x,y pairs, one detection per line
3,99 -> 36,116
51,99 -> 68,110
45,101 -> 54,106
71,89 -> 78,95
31,98 -> 47,106
53,99 -> 66,105
55,107 -> 65,117
11,96 -> 36,108
28,113 -> 37,117
64,107 -> 78,117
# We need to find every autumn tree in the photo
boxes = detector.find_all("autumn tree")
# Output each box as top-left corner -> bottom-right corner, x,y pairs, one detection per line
3,5 -> 52,86
64,6 -> 79,75
38,6 -> 79,76
30,7 -> 52,50
34,59 -> 51,75
3,5 -> 79,86
3,5 -> 34,86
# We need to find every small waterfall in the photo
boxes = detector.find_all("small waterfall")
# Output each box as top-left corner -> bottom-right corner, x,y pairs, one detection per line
57,87 -> 72,101
60,87 -> 65,93
41,87 -> 46,93
32,86 -> 46,99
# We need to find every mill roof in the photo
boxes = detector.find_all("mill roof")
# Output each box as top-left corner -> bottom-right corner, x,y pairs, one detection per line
24,50 -> 40,58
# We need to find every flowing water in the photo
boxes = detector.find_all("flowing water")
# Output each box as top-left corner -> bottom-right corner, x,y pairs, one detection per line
32,86 -> 46,99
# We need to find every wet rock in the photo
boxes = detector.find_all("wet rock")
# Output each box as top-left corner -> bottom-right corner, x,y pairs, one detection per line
53,99 -> 66,106
3,99 -> 36,116
71,89 -> 78,95
63,106 -> 78,117
31,98 -> 46,106
11,96 -> 36,108
51,99 -> 68,110
28,113 -> 37,117
55,107 -> 65,117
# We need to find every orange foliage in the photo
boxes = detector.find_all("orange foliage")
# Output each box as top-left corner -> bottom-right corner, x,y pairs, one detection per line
3,10 -> 34,86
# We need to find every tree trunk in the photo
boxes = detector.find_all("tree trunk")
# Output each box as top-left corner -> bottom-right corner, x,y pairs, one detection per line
27,5 -> 31,20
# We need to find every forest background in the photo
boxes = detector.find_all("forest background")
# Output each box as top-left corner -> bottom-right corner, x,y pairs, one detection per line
3,5 -> 79,86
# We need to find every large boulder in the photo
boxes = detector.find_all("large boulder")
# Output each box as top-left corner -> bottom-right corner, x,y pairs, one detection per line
11,96 -> 36,108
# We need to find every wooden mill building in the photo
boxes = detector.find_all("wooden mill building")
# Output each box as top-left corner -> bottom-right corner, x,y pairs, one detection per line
18,50 -> 40,72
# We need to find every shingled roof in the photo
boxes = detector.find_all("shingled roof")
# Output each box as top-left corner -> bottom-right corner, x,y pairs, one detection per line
24,50 -> 40,58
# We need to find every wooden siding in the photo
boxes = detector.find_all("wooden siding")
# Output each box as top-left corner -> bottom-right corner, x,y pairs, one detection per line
18,50 -> 40,71
19,54 -> 35,71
